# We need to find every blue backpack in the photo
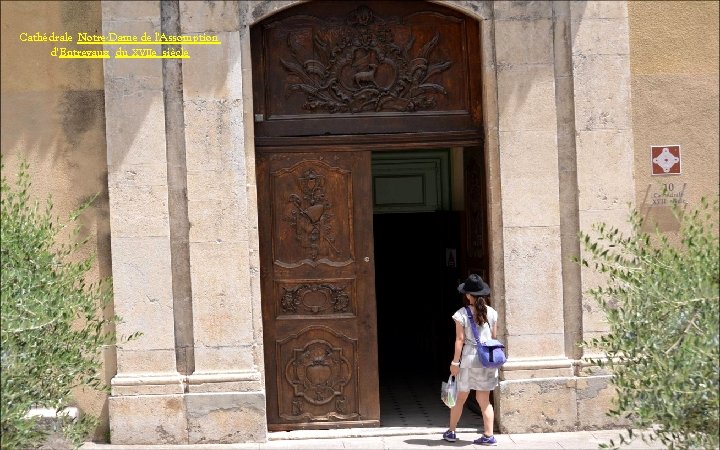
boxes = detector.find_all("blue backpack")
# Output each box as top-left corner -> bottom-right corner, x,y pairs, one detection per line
478,339 -> 506,368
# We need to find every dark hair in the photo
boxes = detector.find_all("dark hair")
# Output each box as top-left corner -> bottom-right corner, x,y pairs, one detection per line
462,293 -> 488,326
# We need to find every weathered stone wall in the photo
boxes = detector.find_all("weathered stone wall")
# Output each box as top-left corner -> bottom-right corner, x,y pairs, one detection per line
487,1 -> 635,432
0,0 -> 114,441
103,1 -> 265,444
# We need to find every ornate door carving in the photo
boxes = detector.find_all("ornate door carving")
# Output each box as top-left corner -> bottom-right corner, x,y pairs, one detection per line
257,152 -> 378,430
251,0 -> 482,140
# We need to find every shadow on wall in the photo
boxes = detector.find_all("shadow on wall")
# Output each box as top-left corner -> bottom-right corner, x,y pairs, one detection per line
0,0 -> 114,442
1,0 -> 110,243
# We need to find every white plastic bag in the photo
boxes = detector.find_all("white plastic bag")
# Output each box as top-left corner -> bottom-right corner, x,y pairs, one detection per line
441,375 -> 457,408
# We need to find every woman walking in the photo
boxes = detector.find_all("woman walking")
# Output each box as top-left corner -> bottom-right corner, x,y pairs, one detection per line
442,274 -> 498,446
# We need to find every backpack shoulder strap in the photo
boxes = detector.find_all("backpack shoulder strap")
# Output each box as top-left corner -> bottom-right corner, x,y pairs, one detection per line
464,306 -> 482,346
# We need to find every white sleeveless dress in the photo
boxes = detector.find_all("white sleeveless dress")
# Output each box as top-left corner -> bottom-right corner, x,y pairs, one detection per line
451,306 -> 499,392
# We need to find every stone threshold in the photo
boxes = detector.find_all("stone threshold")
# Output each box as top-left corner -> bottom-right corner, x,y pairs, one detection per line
267,426 -> 477,441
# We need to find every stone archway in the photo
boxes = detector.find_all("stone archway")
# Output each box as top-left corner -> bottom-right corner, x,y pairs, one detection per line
102,1 -> 634,444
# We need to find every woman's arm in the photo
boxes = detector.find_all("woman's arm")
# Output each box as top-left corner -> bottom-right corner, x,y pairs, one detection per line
491,321 -> 498,340
450,320 -> 464,376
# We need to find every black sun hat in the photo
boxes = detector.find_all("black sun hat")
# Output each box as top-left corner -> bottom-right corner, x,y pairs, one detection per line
457,274 -> 491,296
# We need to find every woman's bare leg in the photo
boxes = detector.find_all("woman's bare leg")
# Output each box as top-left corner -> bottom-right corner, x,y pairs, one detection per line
449,391 -> 469,430
476,390 -> 494,436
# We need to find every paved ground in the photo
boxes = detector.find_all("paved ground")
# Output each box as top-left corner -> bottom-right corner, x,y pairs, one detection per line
81,379 -> 667,449
82,427 -> 666,449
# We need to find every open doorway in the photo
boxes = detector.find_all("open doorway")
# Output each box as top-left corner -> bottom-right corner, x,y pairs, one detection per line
371,150 -> 486,428
374,211 -> 460,383
374,212 -> 465,428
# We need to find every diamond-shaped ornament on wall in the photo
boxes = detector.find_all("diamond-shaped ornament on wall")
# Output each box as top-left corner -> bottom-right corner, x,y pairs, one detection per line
651,145 -> 681,175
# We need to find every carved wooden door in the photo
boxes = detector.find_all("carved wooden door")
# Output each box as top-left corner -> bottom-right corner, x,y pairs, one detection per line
256,151 -> 379,431
252,0 -> 483,431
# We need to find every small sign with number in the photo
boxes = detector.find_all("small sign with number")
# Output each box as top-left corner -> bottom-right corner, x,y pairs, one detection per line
646,182 -> 687,207
651,145 -> 681,175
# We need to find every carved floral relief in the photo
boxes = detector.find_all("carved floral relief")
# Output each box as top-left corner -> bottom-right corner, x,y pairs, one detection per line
278,326 -> 360,421
280,283 -> 351,315
280,5 -> 453,114
274,161 -> 353,268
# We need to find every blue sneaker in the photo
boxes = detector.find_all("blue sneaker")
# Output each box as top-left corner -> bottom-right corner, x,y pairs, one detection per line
442,430 -> 457,442
474,434 -> 497,446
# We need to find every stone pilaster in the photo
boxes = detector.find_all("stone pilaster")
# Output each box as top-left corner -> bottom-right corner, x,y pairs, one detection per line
488,0 -> 578,432
484,1 -> 636,433
105,1 -> 267,444
103,1 -> 188,444
569,1 -> 635,348
180,0 -> 266,443
569,0 -> 635,429
493,0 -> 571,373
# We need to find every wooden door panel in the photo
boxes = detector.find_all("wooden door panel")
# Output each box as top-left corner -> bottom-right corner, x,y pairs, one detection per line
257,151 -> 378,430
273,278 -> 356,318
270,160 -> 354,269
277,325 -> 359,422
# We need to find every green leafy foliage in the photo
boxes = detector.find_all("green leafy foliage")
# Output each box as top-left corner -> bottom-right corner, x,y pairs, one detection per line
580,197 -> 720,449
1,161 -> 124,449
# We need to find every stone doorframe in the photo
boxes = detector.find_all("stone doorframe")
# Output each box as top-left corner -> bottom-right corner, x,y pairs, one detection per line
102,1 -> 634,444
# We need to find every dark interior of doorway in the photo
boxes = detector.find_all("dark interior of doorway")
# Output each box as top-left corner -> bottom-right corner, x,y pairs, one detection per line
374,212 -> 482,428
374,212 -> 460,381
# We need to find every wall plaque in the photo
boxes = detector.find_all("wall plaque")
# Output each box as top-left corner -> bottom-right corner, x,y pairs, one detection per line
643,182 -> 688,208
651,145 -> 681,175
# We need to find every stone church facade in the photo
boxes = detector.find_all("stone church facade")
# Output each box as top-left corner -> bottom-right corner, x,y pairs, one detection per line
1,1 -> 717,445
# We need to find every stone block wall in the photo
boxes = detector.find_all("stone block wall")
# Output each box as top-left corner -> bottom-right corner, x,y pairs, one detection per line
103,0 -> 266,444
